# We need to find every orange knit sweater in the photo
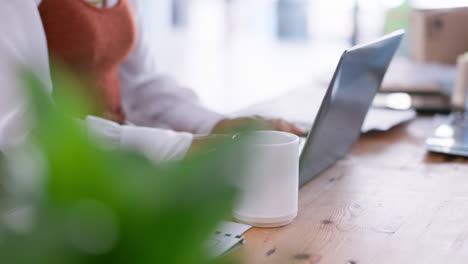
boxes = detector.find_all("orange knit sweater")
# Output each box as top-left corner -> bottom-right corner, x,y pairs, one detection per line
39,0 -> 136,123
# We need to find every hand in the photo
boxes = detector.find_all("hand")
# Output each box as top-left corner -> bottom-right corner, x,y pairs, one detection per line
188,117 -> 305,156
211,116 -> 306,136
187,134 -> 231,156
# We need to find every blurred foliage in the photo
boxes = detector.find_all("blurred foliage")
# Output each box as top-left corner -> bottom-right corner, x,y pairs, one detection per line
384,0 -> 410,34
0,66 -> 246,264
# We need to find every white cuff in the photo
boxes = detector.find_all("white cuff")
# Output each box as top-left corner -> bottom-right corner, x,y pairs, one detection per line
120,125 -> 192,163
86,116 -> 193,163
85,116 -> 121,149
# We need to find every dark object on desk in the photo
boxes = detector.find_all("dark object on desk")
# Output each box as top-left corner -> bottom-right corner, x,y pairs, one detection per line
410,93 -> 451,114
373,92 -> 452,114
426,112 -> 468,157
299,30 -> 404,187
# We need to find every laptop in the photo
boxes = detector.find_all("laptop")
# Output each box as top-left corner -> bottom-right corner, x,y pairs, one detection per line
298,30 -> 404,186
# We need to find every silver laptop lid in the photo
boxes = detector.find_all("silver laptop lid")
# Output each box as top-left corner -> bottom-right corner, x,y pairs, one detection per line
299,30 -> 404,187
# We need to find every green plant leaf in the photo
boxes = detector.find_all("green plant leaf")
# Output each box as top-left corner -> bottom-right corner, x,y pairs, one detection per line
0,66 -> 245,264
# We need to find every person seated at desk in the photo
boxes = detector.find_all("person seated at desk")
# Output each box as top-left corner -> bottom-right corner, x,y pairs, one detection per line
0,0 -> 304,162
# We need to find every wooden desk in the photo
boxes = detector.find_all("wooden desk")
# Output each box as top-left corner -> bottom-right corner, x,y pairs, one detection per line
240,117 -> 468,264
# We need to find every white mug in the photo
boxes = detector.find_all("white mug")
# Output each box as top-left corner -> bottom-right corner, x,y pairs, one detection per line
233,131 -> 299,228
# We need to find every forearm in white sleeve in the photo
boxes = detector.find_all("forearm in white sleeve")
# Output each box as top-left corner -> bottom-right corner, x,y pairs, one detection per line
86,116 -> 193,163
120,0 -> 224,135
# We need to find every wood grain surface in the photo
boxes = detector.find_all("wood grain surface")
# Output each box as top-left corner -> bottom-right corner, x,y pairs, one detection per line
239,117 -> 468,264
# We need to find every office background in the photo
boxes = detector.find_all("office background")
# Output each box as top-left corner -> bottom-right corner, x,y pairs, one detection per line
138,0 -> 457,114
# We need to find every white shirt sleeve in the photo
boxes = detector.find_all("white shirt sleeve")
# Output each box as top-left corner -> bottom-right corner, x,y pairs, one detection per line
86,116 -> 192,163
0,0 -> 193,163
120,0 -> 225,134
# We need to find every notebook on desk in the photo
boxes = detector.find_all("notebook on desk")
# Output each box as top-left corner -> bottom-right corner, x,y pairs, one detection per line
207,221 -> 251,258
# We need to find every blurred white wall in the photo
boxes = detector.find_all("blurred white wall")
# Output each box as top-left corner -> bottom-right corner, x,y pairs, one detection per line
137,0 -> 409,113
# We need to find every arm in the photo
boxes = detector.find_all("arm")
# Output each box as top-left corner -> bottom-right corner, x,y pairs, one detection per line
120,0 -> 224,134
0,0 -> 193,162
121,0 -> 305,136
86,116 -> 192,163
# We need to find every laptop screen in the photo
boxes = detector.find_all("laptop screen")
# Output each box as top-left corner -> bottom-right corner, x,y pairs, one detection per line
299,31 -> 404,187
